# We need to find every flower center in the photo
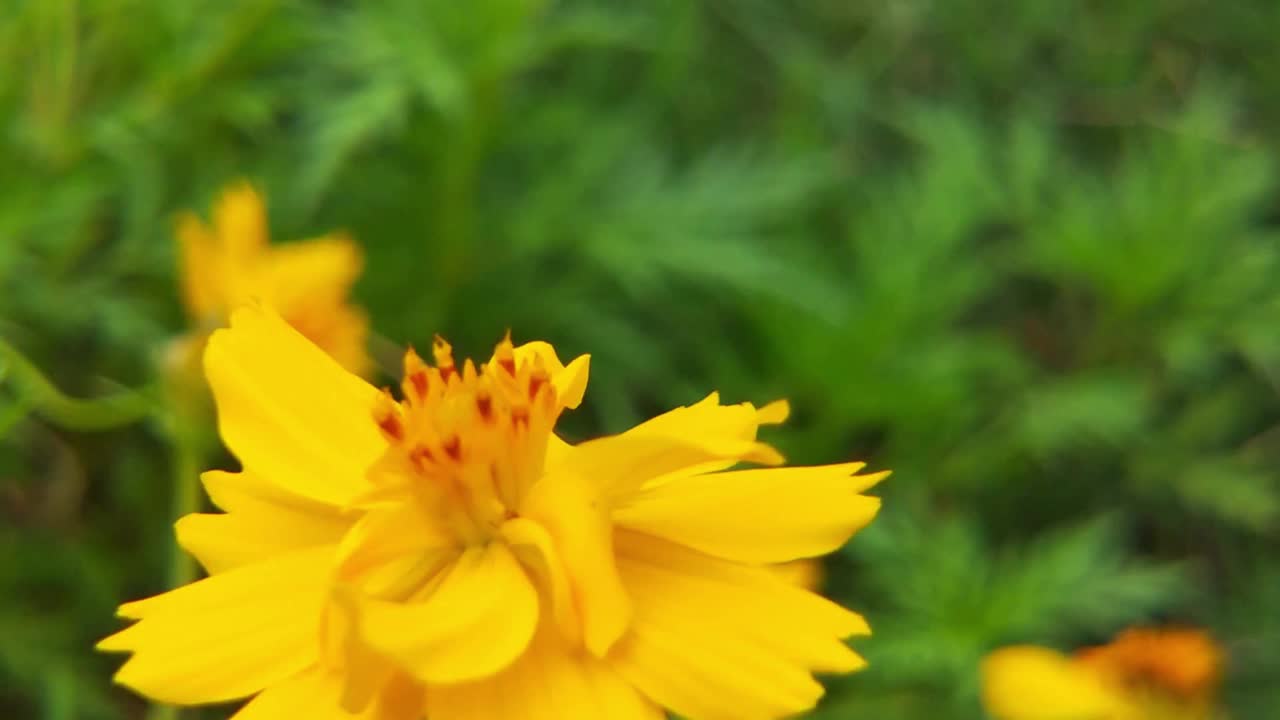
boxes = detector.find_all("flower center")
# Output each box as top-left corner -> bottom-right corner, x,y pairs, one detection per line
370,334 -> 562,545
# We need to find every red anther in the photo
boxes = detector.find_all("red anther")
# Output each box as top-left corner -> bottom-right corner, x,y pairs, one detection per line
407,370 -> 429,399
527,374 -> 547,400
409,444 -> 434,472
476,392 -> 494,421
432,335 -> 456,381
377,413 -> 404,442
374,390 -> 405,441
442,435 -> 462,461
498,356 -> 516,376
495,333 -> 517,376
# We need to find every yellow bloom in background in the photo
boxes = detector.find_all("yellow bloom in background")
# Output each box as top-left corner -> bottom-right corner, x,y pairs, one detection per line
1074,628 -> 1223,703
100,306 -> 886,720
982,645 -> 1139,720
981,628 -> 1225,720
174,181 -> 369,376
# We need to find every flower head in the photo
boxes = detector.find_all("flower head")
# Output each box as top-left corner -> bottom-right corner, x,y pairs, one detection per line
175,181 -> 369,376
981,627 -> 1225,720
100,307 -> 885,720
1074,628 -> 1223,702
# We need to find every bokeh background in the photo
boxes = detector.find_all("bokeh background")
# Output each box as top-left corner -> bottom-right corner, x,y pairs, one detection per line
4,1 -> 1280,718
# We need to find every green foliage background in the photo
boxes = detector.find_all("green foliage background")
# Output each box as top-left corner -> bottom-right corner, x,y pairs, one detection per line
3,0 -> 1280,717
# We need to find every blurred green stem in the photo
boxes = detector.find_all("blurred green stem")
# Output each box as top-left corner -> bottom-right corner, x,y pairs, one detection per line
164,420 -> 203,590
0,337 -> 155,431
145,401 -> 207,720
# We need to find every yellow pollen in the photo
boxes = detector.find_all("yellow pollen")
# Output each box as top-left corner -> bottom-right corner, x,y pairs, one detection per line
371,334 -> 561,544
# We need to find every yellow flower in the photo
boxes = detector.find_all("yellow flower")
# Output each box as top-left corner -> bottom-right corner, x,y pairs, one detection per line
1074,628 -> 1223,703
175,181 -> 369,376
100,307 -> 887,720
981,628 -> 1225,720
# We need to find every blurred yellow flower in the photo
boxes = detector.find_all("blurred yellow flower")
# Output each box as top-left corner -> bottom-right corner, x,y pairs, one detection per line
99,306 -> 886,720
981,628 -> 1224,720
175,181 -> 369,376
1074,628 -> 1223,703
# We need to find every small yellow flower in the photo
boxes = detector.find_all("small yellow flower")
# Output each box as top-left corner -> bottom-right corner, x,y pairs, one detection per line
1074,628 -> 1223,703
175,181 -> 369,376
981,628 -> 1225,720
100,307 -> 886,720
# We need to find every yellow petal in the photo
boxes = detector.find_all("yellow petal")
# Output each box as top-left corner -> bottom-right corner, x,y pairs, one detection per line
320,588 -> 396,713
176,213 -> 223,321
263,235 -> 362,306
332,503 -> 458,600
772,559 -> 824,591
98,545 -> 335,705
214,181 -> 269,260
289,301 -> 371,378
228,667 -> 355,720
614,463 -> 886,564
561,393 -> 786,504
176,512 -> 348,576
263,235 -> 371,377
500,517 -> 582,647
625,392 -> 784,453
546,433 -> 573,467
354,542 -> 538,684
320,590 -> 432,718
200,469 -> 352,517
366,672 -> 428,720
204,306 -> 385,506
609,530 -> 868,720
510,341 -> 590,410
980,646 -> 1137,720
625,391 -> 765,435
177,471 -> 354,575
228,666 -> 424,720
427,619 -> 663,720
563,433 -> 781,508
521,470 -> 631,657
